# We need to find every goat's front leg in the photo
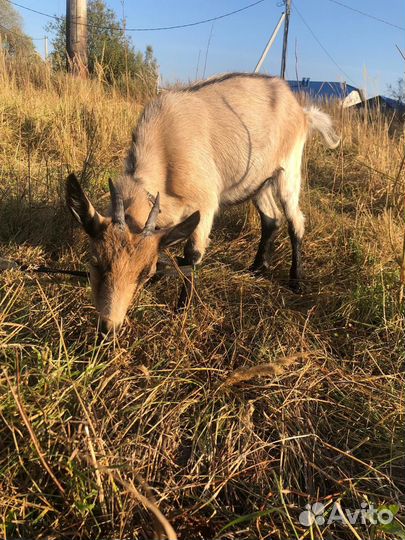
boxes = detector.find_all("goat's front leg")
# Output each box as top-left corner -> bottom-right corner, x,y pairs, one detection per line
177,210 -> 214,311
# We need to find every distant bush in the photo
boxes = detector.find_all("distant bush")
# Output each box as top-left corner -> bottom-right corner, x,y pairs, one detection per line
0,0 -> 36,56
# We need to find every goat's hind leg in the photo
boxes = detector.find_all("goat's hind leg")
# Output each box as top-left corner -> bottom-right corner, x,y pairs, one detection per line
278,170 -> 305,293
250,184 -> 282,273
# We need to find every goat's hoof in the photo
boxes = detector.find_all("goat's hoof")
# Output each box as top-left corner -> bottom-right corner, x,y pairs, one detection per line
288,279 -> 303,294
176,292 -> 192,312
249,262 -> 268,276
175,302 -> 188,313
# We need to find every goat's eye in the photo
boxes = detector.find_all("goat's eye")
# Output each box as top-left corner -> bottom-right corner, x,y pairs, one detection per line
90,257 -> 102,272
90,259 -> 108,278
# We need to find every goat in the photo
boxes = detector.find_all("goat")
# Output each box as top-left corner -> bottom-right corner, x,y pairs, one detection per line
66,73 -> 340,336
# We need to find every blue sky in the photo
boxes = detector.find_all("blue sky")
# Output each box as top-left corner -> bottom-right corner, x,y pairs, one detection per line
15,0 -> 405,96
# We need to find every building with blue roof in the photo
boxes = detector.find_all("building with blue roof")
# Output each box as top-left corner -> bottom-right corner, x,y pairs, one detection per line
287,78 -> 363,107
287,78 -> 405,115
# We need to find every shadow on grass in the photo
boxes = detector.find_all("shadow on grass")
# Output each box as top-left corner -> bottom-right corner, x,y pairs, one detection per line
0,198 -> 74,254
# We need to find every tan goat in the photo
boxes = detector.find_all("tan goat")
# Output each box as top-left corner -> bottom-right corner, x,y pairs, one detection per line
66,73 -> 340,336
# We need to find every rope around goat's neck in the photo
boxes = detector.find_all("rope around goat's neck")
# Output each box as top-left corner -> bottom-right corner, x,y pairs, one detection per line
0,258 -> 193,279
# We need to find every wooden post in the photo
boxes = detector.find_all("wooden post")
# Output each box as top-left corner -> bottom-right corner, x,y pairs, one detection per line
66,0 -> 88,76
280,0 -> 291,79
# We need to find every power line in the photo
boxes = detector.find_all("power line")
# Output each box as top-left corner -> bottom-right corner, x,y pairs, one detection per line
0,22 -> 44,40
291,1 -> 357,86
326,0 -> 405,32
4,1 -> 57,22
6,0 -> 267,32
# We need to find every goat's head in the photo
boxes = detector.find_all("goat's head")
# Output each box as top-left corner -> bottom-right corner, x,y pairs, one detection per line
66,174 -> 200,337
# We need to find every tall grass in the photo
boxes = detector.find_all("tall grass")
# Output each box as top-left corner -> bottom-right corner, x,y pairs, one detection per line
0,53 -> 404,539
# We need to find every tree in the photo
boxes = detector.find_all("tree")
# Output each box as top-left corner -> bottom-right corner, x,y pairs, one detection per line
388,78 -> 405,104
0,0 -> 35,56
46,0 -> 157,84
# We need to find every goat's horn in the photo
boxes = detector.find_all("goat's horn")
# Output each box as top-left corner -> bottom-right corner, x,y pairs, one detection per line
109,178 -> 125,228
143,193 -> 160,235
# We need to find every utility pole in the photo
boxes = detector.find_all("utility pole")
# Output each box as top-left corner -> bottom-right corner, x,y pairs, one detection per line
280,0 -> 291,79
66,0 -> 88,76
44,36 -> 48,60
254,12 -> 285,73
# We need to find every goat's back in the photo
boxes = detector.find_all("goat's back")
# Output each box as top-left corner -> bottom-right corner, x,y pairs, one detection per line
131,74 -> 308,210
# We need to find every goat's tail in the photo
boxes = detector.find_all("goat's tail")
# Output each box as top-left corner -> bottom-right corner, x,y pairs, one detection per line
304,106 -> 341,149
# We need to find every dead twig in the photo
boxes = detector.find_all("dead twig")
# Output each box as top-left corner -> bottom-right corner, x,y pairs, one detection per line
221,352 -> 312,388
80,454 -> 177,540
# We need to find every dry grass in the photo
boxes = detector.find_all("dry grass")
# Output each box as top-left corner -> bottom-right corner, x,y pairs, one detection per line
0,54 -> 404,539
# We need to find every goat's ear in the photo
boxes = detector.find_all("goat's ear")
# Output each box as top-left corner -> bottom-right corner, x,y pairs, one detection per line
159,211 -> 200,249
65,173 -> 106,237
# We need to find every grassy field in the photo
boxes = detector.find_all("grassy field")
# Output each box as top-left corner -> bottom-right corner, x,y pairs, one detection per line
1,55 -> 404,540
